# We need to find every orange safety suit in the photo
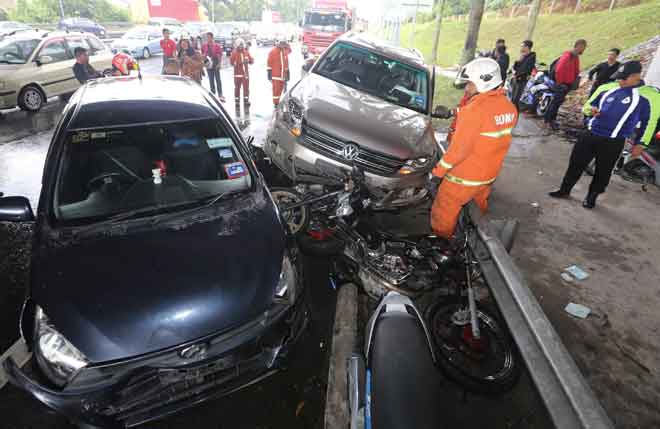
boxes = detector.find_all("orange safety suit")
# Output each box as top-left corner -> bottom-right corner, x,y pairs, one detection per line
447,92 -> 470,143
267,45 -> 291,106
230,48 -> 254,104
431,88 -> 518,238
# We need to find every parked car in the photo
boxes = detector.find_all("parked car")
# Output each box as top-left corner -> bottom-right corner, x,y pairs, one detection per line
215,22 -> 235,55
57,18 -> 106,38
0,21 -> 32,39
111,26 -> 163,59
265,33 -> 443,209
0,31 -> 113,111
183,21 -> 215,40
147,16 -> 182,30
1,75 -> 307,428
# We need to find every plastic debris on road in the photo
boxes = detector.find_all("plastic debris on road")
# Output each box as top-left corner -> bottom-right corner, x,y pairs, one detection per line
564,265 -> 589,280
560,272 -> 574,283
565,303 -> 591,319
530,202 -> 540,208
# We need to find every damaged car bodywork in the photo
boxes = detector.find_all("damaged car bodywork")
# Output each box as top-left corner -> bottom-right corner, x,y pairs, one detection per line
265,33 -> 442,209
1,76 -> 307,428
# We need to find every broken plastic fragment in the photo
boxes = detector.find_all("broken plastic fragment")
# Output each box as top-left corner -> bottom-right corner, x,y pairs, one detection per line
560,272 -> 573,283
565,302 -> 591,319
565,265 -> 589,280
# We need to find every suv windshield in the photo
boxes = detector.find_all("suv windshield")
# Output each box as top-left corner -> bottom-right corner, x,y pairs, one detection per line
314,42 -> 429,114
0,37 -> 39,64
304,12 -> 346,32
54,119 -> 253,223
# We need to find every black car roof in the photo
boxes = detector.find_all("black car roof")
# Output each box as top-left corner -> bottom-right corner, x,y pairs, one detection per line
338,33 -> 426,69
68,76 -> 221,130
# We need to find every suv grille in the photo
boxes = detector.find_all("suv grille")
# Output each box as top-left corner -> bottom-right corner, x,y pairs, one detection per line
301,124 -> 405,176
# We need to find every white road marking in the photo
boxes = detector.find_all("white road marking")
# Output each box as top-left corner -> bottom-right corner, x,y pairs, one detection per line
0,339 -> 31,390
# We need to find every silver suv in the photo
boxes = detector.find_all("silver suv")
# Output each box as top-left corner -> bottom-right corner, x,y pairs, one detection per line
265,33 -> 445,209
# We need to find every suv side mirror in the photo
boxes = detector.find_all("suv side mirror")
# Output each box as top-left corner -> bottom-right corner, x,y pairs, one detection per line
0,196 -> 35,222
36,55 -> 53,66
432,105 -> 453,119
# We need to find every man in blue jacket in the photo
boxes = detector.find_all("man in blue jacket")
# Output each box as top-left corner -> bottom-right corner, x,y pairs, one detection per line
548,61 -> 650,208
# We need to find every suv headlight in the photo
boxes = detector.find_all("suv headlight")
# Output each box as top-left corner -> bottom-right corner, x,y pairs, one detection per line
274,255 -> 297,304
399,157 -> 433,175
281,98 -> 304,137
34,306 -> 89,387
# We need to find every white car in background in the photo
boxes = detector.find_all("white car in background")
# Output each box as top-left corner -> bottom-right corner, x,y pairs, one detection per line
111,26 -> 163,59
0,31 -> 112,111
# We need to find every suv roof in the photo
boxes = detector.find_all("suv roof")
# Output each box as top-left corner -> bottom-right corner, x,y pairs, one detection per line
337,33 -> 426,69
68,76 -> 221,130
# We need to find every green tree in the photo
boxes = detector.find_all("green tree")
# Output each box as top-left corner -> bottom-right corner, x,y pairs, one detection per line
273,0 -> 311,23
209,0 -> 265,21
10,0 -> 128,23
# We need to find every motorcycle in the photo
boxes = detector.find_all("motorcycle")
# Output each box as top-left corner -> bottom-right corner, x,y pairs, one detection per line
271,167 -> 520,394
518,63 -> 557,116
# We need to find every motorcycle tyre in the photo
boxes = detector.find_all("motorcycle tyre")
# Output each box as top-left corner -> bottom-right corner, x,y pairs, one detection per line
536,95 -> 552,116
270,187 -> 310,236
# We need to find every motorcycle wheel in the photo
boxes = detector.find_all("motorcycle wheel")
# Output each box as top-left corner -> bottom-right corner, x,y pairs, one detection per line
427,301 -> 520,394
270,188 -> 309,236
536,95 -> 552,116
621,159 -> 655,184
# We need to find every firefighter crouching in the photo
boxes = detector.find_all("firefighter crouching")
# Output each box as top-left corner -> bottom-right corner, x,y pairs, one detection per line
230,38 -> 254,108
267,38 -> 291,106
431,58 -> 518,239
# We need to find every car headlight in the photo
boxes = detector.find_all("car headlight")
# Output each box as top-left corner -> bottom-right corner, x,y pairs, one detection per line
399,157 -> 433,175
281,98 -> 304,137
34,306 -> 88,387
274,255 -> 297,304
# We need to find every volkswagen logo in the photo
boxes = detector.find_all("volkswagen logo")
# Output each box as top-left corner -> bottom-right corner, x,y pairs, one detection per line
342,143 -> 360,161
179,343 -> 208,360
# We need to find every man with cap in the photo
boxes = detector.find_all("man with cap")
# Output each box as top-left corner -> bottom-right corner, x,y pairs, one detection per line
431,57 -> 518,239
230,38 -> 254,109
267,38 -> 291,106
549,61 -> 651,208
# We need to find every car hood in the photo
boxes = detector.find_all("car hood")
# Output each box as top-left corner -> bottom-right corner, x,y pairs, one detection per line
32,188 -> 287,363
291,72 -> 432,160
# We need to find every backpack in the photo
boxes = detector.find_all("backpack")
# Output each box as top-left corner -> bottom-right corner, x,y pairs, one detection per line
548,57 -> 560,81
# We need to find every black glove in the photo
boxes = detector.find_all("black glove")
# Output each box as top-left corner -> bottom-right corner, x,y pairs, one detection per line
433,105 -> 453,119
267,70 -> 272,81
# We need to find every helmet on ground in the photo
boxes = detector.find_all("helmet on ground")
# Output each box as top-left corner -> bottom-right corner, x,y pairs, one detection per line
457,57 -> 503,93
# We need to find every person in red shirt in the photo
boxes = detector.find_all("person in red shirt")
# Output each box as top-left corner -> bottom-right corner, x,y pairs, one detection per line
230,38 -> 254,108
202,32 -> 225,102
543,39 -> 587,129
160,28 -> 178,75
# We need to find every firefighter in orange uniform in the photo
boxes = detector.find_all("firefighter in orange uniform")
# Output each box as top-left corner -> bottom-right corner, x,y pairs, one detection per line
267,38 -> 291,106
230,38 -> 254,108
431,58 -> 518,239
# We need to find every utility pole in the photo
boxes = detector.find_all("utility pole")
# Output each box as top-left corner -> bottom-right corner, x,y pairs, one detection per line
402,1 -> 431,48
58,0 -> 65,19
212,0 -> 215,22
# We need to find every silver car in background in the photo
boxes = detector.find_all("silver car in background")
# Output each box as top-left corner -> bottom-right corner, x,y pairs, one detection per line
265,33 -> 445,209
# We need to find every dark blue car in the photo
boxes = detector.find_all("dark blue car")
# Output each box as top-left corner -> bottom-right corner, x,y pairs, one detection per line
58,18 -> 106,38
0,76 -> 307,428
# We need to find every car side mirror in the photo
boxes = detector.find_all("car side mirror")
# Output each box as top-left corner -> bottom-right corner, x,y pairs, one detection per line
432,105 -> 453,119
36,55 -> 53,66
0,196 -> 35,222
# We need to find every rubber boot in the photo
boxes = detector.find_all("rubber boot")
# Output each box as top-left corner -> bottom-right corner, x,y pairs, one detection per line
582,192 -> 598,209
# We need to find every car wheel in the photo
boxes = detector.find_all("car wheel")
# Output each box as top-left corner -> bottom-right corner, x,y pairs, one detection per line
18,85 -> 45,112
143,47 -> 151,59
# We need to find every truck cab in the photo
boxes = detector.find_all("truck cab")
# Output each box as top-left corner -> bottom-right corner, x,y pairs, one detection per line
301,0 -> 352,58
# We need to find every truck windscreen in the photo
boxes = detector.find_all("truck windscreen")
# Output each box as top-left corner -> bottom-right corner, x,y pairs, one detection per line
304,12 -> 346,32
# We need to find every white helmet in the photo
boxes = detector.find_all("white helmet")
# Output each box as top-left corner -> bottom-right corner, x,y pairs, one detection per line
235,38 -> 245,48
457,57 -> 503,93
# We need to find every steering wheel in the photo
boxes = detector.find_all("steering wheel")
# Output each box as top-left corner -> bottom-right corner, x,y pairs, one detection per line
87,172 -> 135,192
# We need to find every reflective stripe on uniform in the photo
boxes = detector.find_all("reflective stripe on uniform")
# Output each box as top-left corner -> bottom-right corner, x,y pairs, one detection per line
445,174 -> 496,186
438,158 -> 453,169
272,77 -> 284,81
480,127 -> 513,138
234,75 -> 244,78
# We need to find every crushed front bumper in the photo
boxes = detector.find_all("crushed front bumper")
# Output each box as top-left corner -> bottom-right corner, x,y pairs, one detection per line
3,297 -> 308,428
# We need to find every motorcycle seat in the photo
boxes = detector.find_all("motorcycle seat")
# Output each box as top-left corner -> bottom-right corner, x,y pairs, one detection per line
370,311 -> 444,429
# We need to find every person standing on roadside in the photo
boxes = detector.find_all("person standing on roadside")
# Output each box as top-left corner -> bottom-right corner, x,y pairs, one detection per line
493,43 -> 509,82
160,28 -> 178,75
230,38 -> 254,108
202,32 -> 225,102
178,38 -> 204,83
588,48 -> 621,96
267,38 -> 291,107
543,39 -> 587,130
73,47 -> 103,84
430,58 -> 518,239
510,40 -> 536,109
548,61 -> 650,209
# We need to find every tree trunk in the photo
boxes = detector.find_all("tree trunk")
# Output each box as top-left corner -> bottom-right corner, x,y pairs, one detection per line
549,0 -> 557,15
431,0 -> 447,64
574,0 -> 581,13
509,5 -> 517,18
460,0 -> 486,66
526,0 -> 542,40
609,0 -> 616,11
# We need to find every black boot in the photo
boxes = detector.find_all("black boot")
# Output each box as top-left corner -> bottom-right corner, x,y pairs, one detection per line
548,188 -> 571,199
582,192 -> 598,209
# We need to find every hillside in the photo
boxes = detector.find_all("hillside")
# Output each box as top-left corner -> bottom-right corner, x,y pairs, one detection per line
399,0 -> 660,69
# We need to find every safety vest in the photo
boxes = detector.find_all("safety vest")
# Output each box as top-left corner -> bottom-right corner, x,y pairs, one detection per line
435,88 -> 518,185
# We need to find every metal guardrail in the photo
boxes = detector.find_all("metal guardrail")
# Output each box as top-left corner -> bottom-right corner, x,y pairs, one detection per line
470,210 -> 614,429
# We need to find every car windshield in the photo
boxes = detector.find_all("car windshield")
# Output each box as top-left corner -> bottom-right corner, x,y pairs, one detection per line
54,119 -> 253,223
314,42 -> 429,114
0,37 -> 39,64
304,12 -> 346,32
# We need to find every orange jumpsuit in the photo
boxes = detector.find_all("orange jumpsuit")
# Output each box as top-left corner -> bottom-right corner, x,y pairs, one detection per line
230,48 -> 254,104
431,88 -> 518,238
267,46 -> 291,106
447,92 -> 470,143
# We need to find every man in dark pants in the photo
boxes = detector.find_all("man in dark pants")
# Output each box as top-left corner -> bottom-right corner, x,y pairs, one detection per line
543,39 -> 587,130
588,48 -> 620,96
202,32 -> 225,102
549,61 -> 650,208
511,40 -> 536,109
